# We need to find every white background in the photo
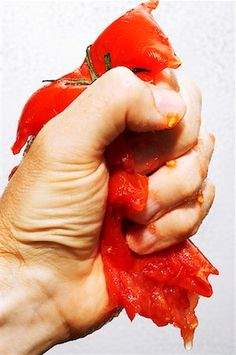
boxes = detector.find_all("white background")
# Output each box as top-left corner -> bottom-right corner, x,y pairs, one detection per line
0,1 -> 235,355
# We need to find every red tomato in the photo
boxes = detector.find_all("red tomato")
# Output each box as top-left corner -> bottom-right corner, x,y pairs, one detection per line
11,0 -> 180,155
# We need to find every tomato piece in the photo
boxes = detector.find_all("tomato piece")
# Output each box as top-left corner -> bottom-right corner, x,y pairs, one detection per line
108,171 -> 148,213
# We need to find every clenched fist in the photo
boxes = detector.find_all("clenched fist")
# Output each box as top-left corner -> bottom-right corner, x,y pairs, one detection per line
0,68 -> 214,354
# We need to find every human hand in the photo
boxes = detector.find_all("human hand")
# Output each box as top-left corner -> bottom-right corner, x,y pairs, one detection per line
0,67 -> 214,354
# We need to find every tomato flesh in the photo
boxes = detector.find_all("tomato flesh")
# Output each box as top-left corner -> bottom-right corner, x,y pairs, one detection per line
102,165 -> 218,345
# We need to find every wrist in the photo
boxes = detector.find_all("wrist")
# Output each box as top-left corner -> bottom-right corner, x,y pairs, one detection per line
0,257 -> 69,355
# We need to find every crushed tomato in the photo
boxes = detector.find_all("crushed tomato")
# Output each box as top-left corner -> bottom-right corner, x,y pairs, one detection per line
10,0 -> 218,346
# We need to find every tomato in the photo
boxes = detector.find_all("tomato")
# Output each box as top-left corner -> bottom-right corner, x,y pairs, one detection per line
10,0 -> 218,346
11,0 -> 180,155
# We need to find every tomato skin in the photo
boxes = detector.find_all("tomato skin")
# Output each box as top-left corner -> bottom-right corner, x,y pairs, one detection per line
89,1 -> 181,79
12,81 -> 87,154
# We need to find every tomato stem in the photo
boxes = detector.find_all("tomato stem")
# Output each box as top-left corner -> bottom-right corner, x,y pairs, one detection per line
86,45 -> 99,82
42,78 -> 92,85
104,53 -> 112,71
63,78 -> 92,85
42,79 -> 57,83
131,68 -> 151,73
42,52 -> 150,87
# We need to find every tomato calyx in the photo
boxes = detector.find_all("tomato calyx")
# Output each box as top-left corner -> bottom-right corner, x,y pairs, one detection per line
41,45 -> 99,86
42,46 -> 152,87
103,51 -> 151,75
42,78 -> 92,85
104,52 -> 112,71
132,67 -> 151,74
86,45 -> 99,81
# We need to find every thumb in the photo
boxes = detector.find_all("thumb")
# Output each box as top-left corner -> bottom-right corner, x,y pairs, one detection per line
37,67 -> 186,162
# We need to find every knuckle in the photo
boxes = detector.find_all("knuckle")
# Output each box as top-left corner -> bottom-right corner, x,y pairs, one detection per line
106,66 -> 137,87
209,132 -> 216,146
207,132 -> 216,148
176,157 -> 203,198
190,223 -> 200,237
187,77 -> 202,105
179,75 -> 202,105
210,182 -> 216,197
203,131 -> 215,154
175,200 -> 201,237
192,81 -> 202,104
104,67 -> 144,108
176,179 -> 193,199
199,130 -> 215,156
207,135 -> 215,159
199,161 -> 208,180
156,69 -> 179,91
191,181 -> 216,235
184,219 -> 196,236
193,151 -> 205,177
184,209 -> 200,237
195,147 -> 209,179
206,181 -> 216,205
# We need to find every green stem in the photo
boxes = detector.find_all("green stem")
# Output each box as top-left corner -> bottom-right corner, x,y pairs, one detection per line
42,79 -> 57,83
104,53 -> 111,71
42,50 -> 151,88
42,78 -> 92,85
131,68 -> 151,74
86,45 -> 99,82
63,78 -> 92,85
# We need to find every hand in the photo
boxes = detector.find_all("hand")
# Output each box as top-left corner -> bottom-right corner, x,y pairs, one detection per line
0,67 -> 214,354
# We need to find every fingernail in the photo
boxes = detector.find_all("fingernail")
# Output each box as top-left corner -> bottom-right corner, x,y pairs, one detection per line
151,87 -> 186,128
